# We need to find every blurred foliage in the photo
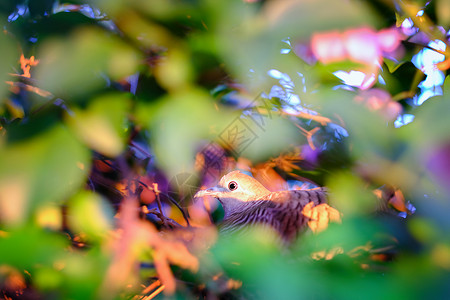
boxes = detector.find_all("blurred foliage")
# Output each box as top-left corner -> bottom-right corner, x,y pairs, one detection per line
1,0 -> 450,299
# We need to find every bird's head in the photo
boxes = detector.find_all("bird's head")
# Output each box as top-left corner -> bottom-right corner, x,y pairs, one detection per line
194,171 -> 271,216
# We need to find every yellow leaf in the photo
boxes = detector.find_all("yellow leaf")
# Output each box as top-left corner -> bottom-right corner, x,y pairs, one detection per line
68,111 -> 123,157
35,204 -> 63,230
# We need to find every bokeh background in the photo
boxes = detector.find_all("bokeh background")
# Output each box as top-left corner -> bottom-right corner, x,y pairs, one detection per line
1,0 -> 450,299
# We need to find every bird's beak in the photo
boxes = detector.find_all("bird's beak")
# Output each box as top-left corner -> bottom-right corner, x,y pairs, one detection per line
194,186 -> 225,199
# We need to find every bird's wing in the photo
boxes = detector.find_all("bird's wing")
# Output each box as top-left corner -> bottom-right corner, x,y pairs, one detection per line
263,188 -> 328,206
221,199 -> 314,243
220,200 -> 271,235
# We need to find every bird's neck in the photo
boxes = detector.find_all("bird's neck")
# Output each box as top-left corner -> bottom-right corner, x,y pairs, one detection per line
218,189 -> 271,219
219,197 -> 250,219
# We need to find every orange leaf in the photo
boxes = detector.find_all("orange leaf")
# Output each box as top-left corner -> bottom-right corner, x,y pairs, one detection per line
302,203 -> 342,233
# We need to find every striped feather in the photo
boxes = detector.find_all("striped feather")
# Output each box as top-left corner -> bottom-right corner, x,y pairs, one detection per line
220,188 -> 328,243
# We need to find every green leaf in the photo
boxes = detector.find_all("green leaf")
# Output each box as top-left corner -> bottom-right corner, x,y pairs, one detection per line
437,0 -> 450,28
443,74 -> 450,95
0,225 -> 109,299
149,87 -> 236,179
262,0 -> 379,39
0,125 -> 90,225
207,0 -> 377,89
400,95 -> 450,196
327,171 -> 378,215
406,94 -> 450,148
381,61 -> 424,97
66,92 -> 131,157
67,191 -> 114,242
35,27 -> 141,100
233,110 -> 304,162
319,90 -> 400,160
0,225 -> 69,270
154,49 -> 195,91
384,58 -> 408,74
0,30 -> 17,104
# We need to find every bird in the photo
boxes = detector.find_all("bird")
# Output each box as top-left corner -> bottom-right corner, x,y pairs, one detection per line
194,170 -> 340,244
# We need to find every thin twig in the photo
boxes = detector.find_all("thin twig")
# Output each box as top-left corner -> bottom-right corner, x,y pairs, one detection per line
141,280 -> 161,295
152,183 -> 165,218
6,81 -> 53,99
146,208 -> 182,228
151,183 -> 178,228
130,141 -> 152,159
294,124 -> 320,150
143,285 -> 165,300
282,110 -> 332,126
253,106 -> 332,126
137,179 -> 191,227
402,40 -> 447,56
392,91 -> 416,102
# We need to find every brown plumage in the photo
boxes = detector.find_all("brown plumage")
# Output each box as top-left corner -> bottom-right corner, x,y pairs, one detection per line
194,170 -> 332,244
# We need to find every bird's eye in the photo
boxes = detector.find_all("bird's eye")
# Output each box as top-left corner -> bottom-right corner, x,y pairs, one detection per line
228,181 -> 238,191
